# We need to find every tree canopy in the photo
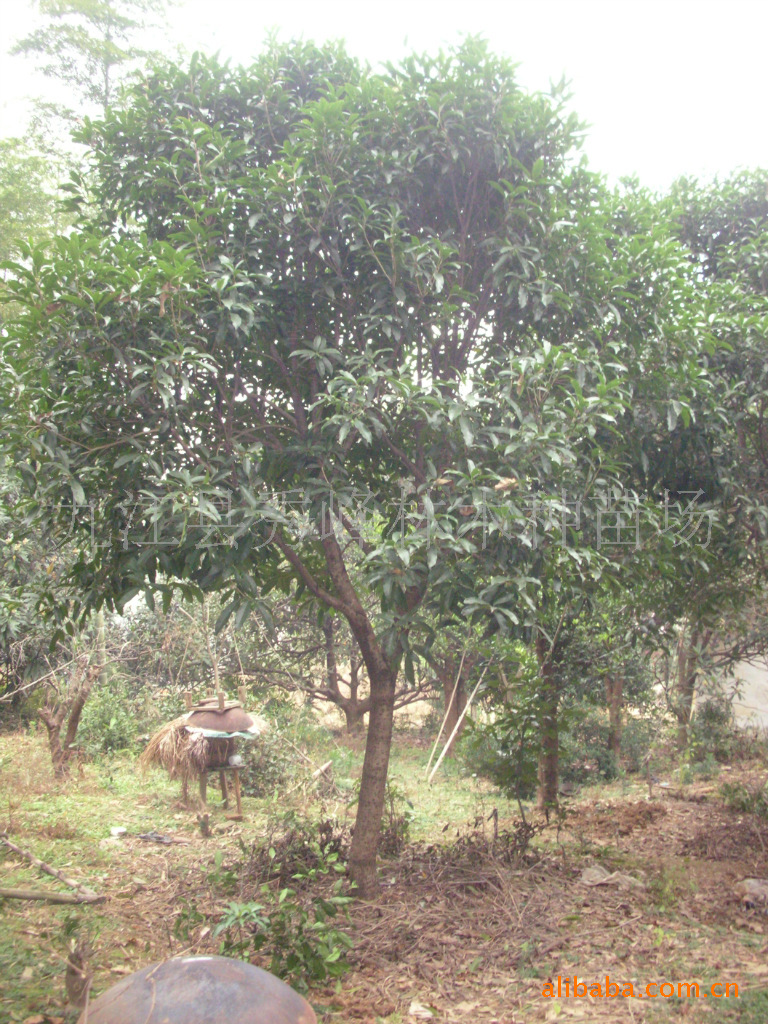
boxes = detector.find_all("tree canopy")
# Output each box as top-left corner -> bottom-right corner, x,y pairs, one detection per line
0,38 -> 720,891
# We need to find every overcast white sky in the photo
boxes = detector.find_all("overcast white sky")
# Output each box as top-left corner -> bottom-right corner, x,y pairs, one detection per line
1,0 -> 766,191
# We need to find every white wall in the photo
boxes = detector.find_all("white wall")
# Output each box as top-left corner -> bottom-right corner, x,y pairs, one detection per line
728,660 -> 768,729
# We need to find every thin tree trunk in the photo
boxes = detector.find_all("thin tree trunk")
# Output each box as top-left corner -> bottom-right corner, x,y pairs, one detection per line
323,618 -> 369,733
283,515 -> 422,896
536,633 -> 560,813
39,708 -> 69,778
440,656 -> 468,758
605,674 -> 624,760
674,624 -> 711,750
316,526 -> 409,896
342,700 -> 368,734
38,648 -> 100,778
345,654 -> 367,733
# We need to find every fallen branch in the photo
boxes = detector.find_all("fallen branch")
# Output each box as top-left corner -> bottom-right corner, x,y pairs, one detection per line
0,833 -> 102,901
0,886 -> 104,905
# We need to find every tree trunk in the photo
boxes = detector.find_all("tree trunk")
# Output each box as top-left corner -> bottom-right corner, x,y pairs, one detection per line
342,699 -> 368,734
323,618 -> 370,733
673,624 -> 711,750
535,633 -> 560,813
38,626 -> 103,778
440,656 -> 468,758
311,523 -> 423,895
347,665 -> 396,895
605,674 -> 624,760
39,709 -> 69,778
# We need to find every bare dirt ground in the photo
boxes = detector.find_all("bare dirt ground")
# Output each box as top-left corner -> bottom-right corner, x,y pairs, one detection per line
2,739 -> 768,1024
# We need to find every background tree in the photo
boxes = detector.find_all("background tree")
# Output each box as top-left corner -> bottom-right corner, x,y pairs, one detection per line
11,0 -> 171,122
646,170 -> 768,747
232,595 -> 431,733
0,136 -> 65,263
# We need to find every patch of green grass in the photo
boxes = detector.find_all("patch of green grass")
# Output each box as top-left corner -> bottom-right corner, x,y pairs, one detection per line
0,906 -> 80,1022
646,862 -> 695,914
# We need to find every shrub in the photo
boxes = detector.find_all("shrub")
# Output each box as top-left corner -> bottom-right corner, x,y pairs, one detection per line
559,705 -> 617,784
688,692 -> 737,763
619,716 -> 657,773
460,713 -> 540,804
77,674 -> 139,754
720,779 -> 768,819
379,777 -> 415,856
238,731 -> 301,798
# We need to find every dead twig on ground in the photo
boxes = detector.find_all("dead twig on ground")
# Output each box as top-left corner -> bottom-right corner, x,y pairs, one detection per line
0,886 -> 103,904
0,832 -> 103,902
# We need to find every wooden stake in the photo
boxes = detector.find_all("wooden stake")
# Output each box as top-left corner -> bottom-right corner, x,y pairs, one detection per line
183,691 -> 193,711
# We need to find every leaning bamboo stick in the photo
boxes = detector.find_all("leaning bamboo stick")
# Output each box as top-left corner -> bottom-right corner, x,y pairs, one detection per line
425,649 -> 467,777
0,834 -> 101,900
428,666 -> 488,785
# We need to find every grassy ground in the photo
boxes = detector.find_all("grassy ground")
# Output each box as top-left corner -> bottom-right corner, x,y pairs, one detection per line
2,721 -> 768,1023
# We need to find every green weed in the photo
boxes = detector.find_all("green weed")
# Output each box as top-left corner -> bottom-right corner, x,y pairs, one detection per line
215,847 -> 353,992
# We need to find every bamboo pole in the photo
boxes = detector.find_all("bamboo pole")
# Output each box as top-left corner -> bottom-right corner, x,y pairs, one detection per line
425,650 -> 467,777
428,666 -> 488,785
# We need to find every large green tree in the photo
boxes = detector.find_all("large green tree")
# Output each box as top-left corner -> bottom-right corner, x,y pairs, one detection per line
0,40 -> 714,892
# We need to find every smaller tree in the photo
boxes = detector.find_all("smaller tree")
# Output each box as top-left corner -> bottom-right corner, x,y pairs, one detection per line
10,0 -> 170,121
228,595 -> 431,733
34,613 -> 107,775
